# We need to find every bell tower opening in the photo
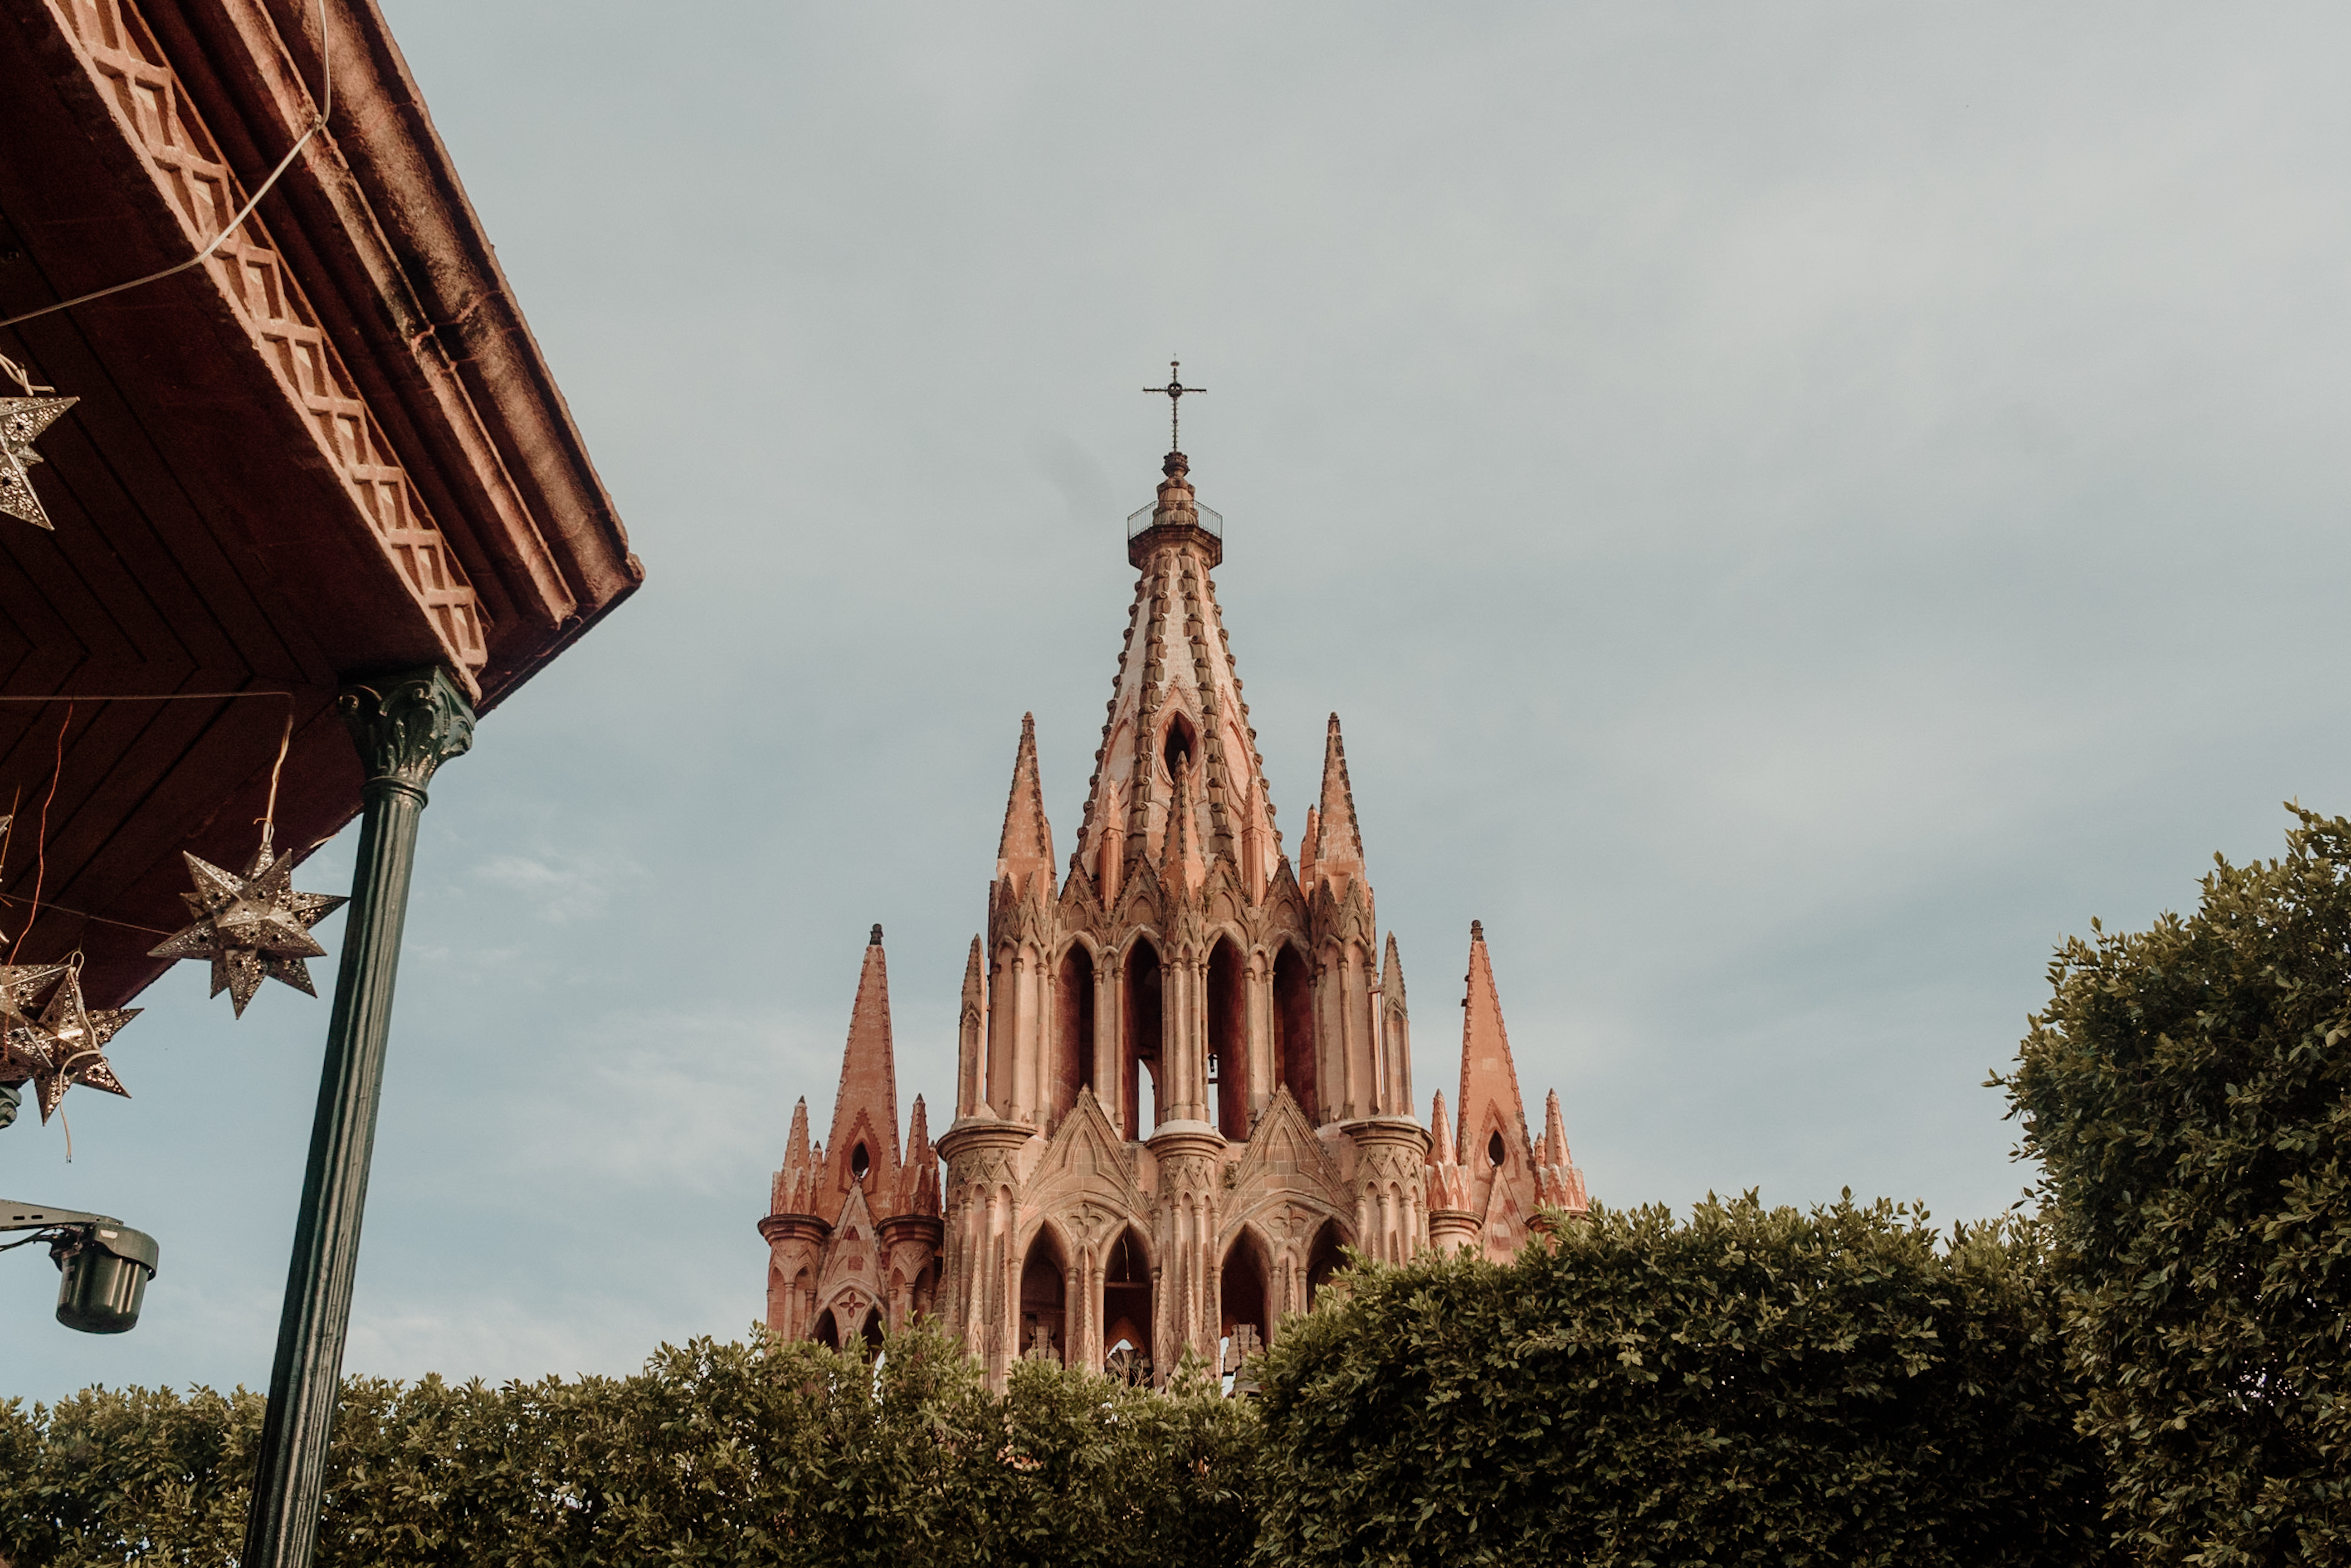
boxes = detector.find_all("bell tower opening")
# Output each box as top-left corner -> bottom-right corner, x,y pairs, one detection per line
1220,1227 -> 1270,1349
1123,938 -> 1164,1139
1306,1220 -> 1348,1309
1053,943 -> 1095,1126
1161,715 -> 1195,782
1209,936 -> 1249,1137
1019,1230 -> 1068,1366
1273,942 -> 1317,1124
1102,1226 -> 1156,1386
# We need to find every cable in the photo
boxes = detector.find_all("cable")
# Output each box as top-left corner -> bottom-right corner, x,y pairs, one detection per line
0,0 -> 333,339
7,704 -> 70,964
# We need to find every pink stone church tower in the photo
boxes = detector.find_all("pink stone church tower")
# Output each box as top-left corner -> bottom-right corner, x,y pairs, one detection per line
761,437 -> 1586,1382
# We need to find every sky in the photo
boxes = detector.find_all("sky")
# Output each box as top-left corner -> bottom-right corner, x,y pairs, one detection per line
15,1 -> 2351,1401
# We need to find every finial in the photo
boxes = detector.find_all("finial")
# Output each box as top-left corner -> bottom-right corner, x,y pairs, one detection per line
1470,919 -> 1483,940
1142,357 -> 1205,453
869,923 -> 883,945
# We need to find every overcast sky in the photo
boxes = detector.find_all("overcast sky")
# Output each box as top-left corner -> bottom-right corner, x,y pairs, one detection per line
16,2 -> 2351,1401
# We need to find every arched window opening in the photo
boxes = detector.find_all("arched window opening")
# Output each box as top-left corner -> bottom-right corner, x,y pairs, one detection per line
910,1263 -> 936,1320
1019,1232 -> 1068,1365
1209,937 -> 1249,1138
1054,944 -> 1095,1125
850,1142 -> 871,1183
1486,1130 -> 1506,1168
813,1306 -> 841,1351
1272,944 -> 1317,1124
1220,1229 -> 1270,1362
858,1308 -> 885,1359
1102,1227 -> 1156,1387
1162,716 -> 1195,782
1305,1221 -> 1347,1310
1123,940 -> 1164,1139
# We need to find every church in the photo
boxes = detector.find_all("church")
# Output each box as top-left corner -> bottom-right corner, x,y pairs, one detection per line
758,423 -> 1586,1387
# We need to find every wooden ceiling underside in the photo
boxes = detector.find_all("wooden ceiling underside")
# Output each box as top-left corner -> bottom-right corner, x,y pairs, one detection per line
0,0 -> 641,1008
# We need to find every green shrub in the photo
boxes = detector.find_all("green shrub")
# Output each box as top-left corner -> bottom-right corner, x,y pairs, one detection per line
0,1327 -> 1258,1567
2005,806 -> 2351,1565
1252,1195 -> 2112,1568
0,1383 -> 261,1566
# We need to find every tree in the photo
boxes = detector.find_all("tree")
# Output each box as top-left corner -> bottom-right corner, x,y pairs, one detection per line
2005,806 -> 2351,1564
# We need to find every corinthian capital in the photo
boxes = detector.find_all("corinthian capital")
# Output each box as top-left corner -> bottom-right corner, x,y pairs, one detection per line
339,667 -> 477,799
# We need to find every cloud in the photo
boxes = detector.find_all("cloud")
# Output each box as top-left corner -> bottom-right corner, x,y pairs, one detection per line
475,848 -> 637,925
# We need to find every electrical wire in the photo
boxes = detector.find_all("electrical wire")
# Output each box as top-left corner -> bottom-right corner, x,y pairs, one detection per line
0,0 -> 334,343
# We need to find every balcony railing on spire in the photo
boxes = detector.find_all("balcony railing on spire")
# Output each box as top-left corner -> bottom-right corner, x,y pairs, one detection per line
1126,500 -> 1224,543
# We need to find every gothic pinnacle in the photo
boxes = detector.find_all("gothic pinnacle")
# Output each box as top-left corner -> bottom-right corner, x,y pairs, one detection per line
995,712 -> 1055,901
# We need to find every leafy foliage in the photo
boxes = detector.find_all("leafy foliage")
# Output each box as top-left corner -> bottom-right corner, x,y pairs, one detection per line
0,1328 -> 1257,1567
2005,806 -> 2351,1565
1252,1195 -> 2112,1568
0,1383 -> 261,1565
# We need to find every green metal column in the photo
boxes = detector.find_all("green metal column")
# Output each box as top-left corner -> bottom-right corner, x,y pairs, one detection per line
242,668 -> 474,1568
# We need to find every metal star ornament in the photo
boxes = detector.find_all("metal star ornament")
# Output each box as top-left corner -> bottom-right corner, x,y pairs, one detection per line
0,396 -> 77,530
148,840 -> 346,1016
23,968 -> 136,1123
0,961 -> 68,1086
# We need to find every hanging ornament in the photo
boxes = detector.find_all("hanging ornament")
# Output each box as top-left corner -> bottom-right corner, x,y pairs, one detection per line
0,395 -> 76,532
148,834 -> 346,1017
20,966 -> 136,1123
0,961 -> 68,1086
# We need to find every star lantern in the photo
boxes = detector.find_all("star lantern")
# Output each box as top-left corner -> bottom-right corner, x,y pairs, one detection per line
0,961 -> 69,1087
22,967 -> 136,1123
0,396 -> 78,531
149,842 -> 346,1016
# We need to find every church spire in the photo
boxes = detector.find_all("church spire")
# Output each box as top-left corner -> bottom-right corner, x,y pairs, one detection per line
995,713 -> 1055,901
955,935 -> 988,1120
771,1096 -> 820,1217
1534,1087 -> 1590,1214
1380,930 -> 1412,1115
822,925 -> 902,1223
1456,920 -> 1539,1256
1073,446 -> 1281,896
895,1094 -> 942,1220
1307,714 -> 1368,900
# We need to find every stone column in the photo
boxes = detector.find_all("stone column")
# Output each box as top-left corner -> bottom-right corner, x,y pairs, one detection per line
1429,1209 -> 1482,1255
241,669 -> 473,1568
1313,952 -> 1340,1126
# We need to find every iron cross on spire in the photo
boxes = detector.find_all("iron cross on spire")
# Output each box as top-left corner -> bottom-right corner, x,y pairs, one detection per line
1143,358 -> 1205,451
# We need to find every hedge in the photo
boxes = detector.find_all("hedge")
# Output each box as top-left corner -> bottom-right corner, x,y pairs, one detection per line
5,1201 -> 2112,1566
1,1333 -> 1255,1567
1252,1195 -> 2113,1568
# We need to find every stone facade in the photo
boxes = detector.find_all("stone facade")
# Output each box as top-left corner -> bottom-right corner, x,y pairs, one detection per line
761,449 -> 1586,1383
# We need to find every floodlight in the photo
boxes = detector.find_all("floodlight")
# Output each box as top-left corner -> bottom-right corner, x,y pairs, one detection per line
2,1198 -> 160,1334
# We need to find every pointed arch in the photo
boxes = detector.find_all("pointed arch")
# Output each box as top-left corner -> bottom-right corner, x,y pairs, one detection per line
1208,933 -> 1249,1139
1272,940 -> 1317,1125
1102,1223 -> 1156,1385
1161,712 -> 1197,782
812,1305 -> 841,1351
1019,1222 -> 1071,1365
1052,938 -> 1096,1128
1122,933 -> 1165,1139
1219,1223 -> 1272,1348
1305,1219 -> 1349,1310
